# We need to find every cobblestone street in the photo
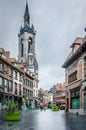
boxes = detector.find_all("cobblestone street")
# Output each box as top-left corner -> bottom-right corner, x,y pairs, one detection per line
0,109 -> 86,130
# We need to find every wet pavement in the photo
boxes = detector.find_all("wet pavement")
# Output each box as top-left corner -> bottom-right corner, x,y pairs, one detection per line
0,109 -> 86,130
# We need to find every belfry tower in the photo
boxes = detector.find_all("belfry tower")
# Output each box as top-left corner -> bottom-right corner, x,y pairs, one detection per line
18,0 -> 38,75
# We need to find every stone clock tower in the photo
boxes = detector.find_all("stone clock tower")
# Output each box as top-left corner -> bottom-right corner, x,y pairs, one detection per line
18,1 -> 38,75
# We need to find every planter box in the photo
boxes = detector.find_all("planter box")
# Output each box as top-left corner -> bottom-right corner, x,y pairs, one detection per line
52,106 -> 59,111
6,112 -> 21,121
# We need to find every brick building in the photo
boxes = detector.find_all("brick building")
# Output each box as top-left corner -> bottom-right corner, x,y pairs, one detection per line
53,83 -> 65,109
62,36 -> 86,115
38,88 -> 44,103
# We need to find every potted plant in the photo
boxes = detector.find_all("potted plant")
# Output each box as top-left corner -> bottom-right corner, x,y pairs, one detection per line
6,100 -> 21,121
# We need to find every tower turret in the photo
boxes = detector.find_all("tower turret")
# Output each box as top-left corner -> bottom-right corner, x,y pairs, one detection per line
24,0 -> 30,26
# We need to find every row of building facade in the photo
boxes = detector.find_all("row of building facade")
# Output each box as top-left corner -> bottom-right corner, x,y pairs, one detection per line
52,34 -> 86,115
0,1 -> 39,110
38,84 -> 66,109
0,48 -> 38,109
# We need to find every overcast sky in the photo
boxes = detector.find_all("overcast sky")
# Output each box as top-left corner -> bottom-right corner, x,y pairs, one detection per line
0,0 -> 86,90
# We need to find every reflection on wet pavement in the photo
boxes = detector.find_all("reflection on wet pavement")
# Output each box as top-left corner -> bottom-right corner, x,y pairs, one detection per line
0,110 -> 86,130
6,121 -> 19,130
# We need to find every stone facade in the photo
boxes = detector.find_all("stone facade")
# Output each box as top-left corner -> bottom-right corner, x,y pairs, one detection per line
18,1 -> 39,106
0,48 -> 34,109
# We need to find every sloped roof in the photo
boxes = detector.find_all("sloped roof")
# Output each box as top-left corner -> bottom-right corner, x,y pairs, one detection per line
62,36 -> 86,68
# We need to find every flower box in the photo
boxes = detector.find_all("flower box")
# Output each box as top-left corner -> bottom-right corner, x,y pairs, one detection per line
6,112 -> 21,121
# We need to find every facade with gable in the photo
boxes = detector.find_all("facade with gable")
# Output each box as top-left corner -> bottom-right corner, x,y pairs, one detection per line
62,35 -> 86,115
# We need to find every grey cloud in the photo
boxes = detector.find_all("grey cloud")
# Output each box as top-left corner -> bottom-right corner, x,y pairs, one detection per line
0,0 -> 86,89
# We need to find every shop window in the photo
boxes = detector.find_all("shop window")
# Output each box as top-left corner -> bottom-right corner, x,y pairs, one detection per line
71,90 -> 80,98
71,90 -> 80,109
4,95 -> 8,106
71,98 -> 80,109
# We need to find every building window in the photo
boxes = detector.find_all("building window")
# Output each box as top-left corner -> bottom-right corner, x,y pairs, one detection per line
8,67 -> 13,76
68,71 -> 77,83
23,88 -> 25,95
23,88 -> 26,96
15,71 -> 18,80
15,83 -> 17,94
19,84 -> 22,95
31,82 -> 33,88
4,79 -> 9,92
23,78 -> 25,85
0,77 -> 4,87
9,81 -> 13,91
19,74 -> 22,82
0,63 -> 4,72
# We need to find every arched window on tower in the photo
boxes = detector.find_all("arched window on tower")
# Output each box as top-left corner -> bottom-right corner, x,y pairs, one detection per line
21,39 -> 24,57
28,56 -> 33,66
28,37 -> 32,53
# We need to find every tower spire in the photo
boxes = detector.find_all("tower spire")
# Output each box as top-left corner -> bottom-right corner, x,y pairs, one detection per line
24,0 -> 30,25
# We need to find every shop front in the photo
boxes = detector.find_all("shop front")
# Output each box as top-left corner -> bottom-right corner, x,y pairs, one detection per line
70,89 -> 80,109
14,95 -> 22,110
69,87 -> 82,115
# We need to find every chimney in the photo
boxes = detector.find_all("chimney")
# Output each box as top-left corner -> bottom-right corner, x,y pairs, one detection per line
6,51 -> 10,58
